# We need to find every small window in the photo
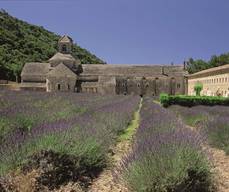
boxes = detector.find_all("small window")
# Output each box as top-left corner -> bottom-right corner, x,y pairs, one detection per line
145,83 -> 149,88
177,83 -> 181,89
137,83 -> 140,87
122,83 -> 125,87
57,84 -> 61,90
68,84 -> 70,90
62,44 -> 67,52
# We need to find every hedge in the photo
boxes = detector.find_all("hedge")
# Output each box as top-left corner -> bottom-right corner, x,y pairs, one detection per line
160,93 -> 229,107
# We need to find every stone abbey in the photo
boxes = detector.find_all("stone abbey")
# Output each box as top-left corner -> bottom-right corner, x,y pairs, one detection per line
20,35 -> 188,96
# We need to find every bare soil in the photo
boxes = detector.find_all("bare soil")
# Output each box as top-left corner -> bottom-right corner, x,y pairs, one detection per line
209,147 -> 229,192
186,124 -> 229,192
88,140 -> 130,192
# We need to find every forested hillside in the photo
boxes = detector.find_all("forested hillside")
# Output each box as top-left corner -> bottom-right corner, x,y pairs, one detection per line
187,53 -> 229,74
0,9 -> 105,81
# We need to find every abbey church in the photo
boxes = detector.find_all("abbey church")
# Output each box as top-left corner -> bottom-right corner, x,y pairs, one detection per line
21,35 -> 188,96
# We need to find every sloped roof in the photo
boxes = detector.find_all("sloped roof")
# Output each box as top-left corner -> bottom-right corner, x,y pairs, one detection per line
49,52 -> 76,62
81,64 -> 186,77
189,64 -> 229,78
58,35 -> 73,43
21,63 -> 50,76
47,63 -> 77,78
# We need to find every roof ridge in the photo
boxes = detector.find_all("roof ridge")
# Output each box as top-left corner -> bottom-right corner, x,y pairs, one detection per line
189,63 -> 229,76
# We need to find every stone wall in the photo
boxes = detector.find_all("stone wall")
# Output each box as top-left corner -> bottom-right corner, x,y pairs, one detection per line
115,76 -> 185,96
80,64 -> 187,96
47,77 -> 76,92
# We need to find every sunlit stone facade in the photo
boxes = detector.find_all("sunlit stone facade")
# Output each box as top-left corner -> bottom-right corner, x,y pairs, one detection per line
188,64 -> 229,97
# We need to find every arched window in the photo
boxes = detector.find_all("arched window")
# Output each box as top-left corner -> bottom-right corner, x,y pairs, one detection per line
68,84 -> 70,90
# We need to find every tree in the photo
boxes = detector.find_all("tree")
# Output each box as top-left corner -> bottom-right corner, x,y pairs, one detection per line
194,82 -> 203,96
187,52 -> 229,74
0,10 -> 105,81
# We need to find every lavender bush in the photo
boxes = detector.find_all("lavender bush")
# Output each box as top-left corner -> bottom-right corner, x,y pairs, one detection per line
170,105 -> 229,155
0,90 -> 140,181
118,98 -> 213,192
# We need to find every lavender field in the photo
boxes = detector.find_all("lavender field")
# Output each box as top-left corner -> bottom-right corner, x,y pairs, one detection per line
0,91 -> 220,192
170,105 -> 229,155
0,90 -> 139,190
117,98 -> 214,192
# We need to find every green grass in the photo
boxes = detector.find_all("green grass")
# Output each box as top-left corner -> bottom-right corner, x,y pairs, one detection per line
118,98 -> 142,142
118,111 -> 140,141
0,117 -> 12,140
183,115 -> 207,127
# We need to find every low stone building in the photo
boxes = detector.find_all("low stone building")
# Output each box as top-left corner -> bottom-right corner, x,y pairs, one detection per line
21,35 -> 188,96
188,64 -> 229,97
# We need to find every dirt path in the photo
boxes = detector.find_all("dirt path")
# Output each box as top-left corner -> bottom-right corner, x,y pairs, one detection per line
186,125 -> 229,192
88,141 -> 130,192
209,147 -> 229,192
88,99 -> 142,192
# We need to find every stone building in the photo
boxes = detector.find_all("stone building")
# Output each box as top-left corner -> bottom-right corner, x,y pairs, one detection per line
188,64 -> 229,97
21,35 -> 188,96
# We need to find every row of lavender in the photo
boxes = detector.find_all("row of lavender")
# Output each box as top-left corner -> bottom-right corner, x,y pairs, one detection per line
170,105 -> 229,155
118,98 -> 213,192
0,90 -> 140,189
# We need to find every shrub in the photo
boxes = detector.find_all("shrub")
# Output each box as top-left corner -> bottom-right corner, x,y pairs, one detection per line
159,93 -> 170,107
118,98 -> 213,192
203,116 -> 229,155
160,94 -> 229,107
0,90 -> 140,188
194,82 -> 203,96
122,146 -> 212,192
170,105 -> 229,155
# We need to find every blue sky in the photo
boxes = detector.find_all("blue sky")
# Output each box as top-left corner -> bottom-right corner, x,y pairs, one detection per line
1,0 -> 229,64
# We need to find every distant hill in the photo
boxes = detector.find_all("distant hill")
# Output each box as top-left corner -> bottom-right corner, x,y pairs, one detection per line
0,9 -> 105,81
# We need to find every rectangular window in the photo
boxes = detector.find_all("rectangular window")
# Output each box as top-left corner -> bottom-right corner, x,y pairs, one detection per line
177,83 -> 181,88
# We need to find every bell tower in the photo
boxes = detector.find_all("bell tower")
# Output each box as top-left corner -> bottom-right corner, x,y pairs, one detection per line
58,35 -> 73,54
